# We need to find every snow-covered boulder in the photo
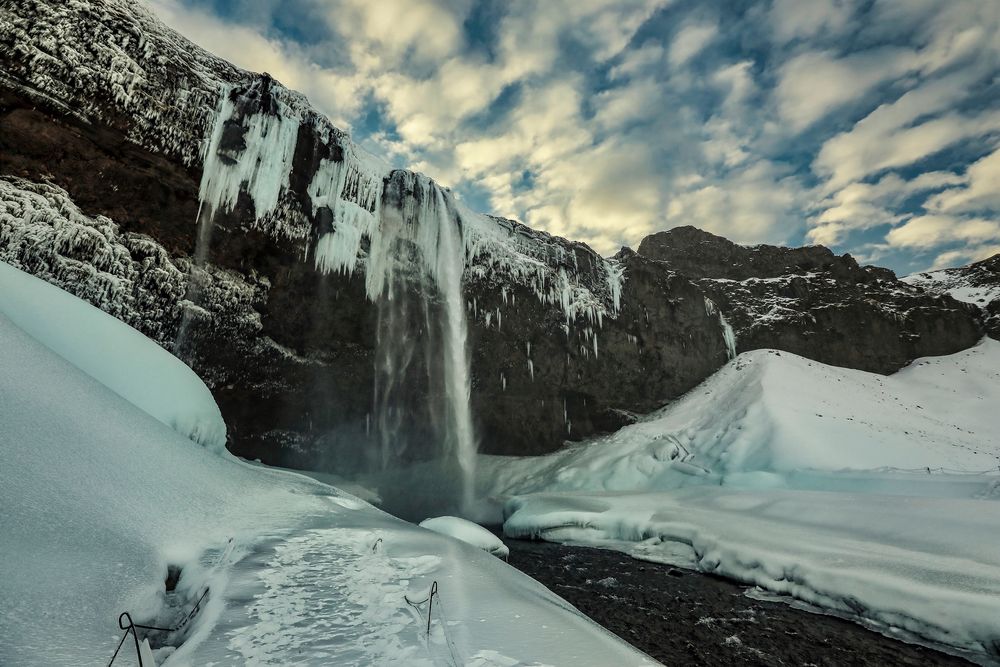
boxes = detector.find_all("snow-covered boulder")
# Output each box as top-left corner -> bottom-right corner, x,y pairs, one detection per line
419,516 -> 510,560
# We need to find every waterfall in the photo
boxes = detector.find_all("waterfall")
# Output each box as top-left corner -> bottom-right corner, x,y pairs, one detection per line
363,172 -> 478,515
185,82 -> 623,518
309,155 -> 479,514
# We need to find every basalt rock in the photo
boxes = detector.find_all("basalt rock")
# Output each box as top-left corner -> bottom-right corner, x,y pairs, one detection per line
904,254 -> 1000,341
637,226 -> 984,374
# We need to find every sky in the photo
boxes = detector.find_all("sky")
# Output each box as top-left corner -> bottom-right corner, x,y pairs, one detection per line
146,0 -> 1000,274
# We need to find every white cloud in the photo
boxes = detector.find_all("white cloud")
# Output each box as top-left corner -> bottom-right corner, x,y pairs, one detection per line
925,147 -> 1000,214
886,214 -> 1000,250
769,0 -> 856,42
663,161 -> 807,244
774,48 -> 916,131
814,74 -> 1000,192
145,0 -> 366,128
668,22 -> 717,68
808,171 -> 965,245
928,244 -> 1000,270
326,0 -> 472,66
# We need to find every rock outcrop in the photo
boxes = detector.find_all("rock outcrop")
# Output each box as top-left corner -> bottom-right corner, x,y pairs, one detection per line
0,0 -> 986,471
638,227 -> 984,374
903,254 -> 1000,341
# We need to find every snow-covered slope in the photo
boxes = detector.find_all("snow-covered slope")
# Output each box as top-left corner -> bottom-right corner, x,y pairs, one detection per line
0,259 -> 226,449
483,343 -> 1000,496
0,276 -> 651,666
904,257 -> 1000,308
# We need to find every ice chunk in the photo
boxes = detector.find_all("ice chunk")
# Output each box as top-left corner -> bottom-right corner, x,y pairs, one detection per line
419,516 -> 510,560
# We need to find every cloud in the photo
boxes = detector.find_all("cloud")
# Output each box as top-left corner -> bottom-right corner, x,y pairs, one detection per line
925,147 -> 1000,214
668,22 -> 717,68
808,171 -> 965,245
774,48 -> 917,131
146,0 -> 366,128
927,244 -> 1000,270
664,161 -> 807,245
813,74 -> 1000,192
886,214 -> 1000,250
769,0 -> 857,42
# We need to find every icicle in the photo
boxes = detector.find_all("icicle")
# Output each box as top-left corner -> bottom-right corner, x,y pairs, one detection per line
705,297 -> 737,360
198,84 -> 301,222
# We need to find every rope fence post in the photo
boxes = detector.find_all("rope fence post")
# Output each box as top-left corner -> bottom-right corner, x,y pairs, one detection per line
426,581 -> 439,636
404,580 -> 440,637
107,587 -> 210,666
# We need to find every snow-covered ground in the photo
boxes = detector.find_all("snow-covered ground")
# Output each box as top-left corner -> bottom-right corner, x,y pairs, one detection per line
0,260 -> 226,450
0,261 -> 651,666
482,342 -> 1000,661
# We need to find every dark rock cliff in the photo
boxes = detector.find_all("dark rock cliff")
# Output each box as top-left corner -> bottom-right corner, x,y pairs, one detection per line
0,0 -> 986,471
639,227 -> 984,373
903,254 -> 1000,341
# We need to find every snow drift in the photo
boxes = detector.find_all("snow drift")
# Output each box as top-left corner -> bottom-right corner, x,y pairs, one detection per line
419,516 -> 510,560
0,260 -> 227,450
484,343 -> 1000,496
486,343 -> 1000,660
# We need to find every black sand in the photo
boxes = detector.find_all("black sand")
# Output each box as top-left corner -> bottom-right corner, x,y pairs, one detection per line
502,537 -> 974,666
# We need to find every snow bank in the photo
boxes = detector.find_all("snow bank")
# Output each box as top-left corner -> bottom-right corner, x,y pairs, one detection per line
503,488 -> 1000,659
483,343 -> 1000,496
0,260 -> 227,450
0,297 -> 649,665
419,516 -> 510,560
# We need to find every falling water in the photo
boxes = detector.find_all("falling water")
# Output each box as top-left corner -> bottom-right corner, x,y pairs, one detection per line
361,172 -> 478,515
429,186 -> 478,513
187,83 -> 483,514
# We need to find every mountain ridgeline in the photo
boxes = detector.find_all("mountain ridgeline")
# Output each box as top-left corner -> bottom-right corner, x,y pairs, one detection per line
0,0 -> 995,479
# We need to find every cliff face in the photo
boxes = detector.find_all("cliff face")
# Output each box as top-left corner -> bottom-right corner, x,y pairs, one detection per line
0,0 -> 729,466
903,254 -> 1000,341
0,0 -> 985,469
639,227 -> 984,374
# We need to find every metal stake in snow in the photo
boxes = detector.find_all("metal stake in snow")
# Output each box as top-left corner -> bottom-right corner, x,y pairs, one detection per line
404,580 -> 440,637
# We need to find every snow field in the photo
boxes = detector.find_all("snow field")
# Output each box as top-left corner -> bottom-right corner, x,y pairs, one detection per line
0,260 -> 226,450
